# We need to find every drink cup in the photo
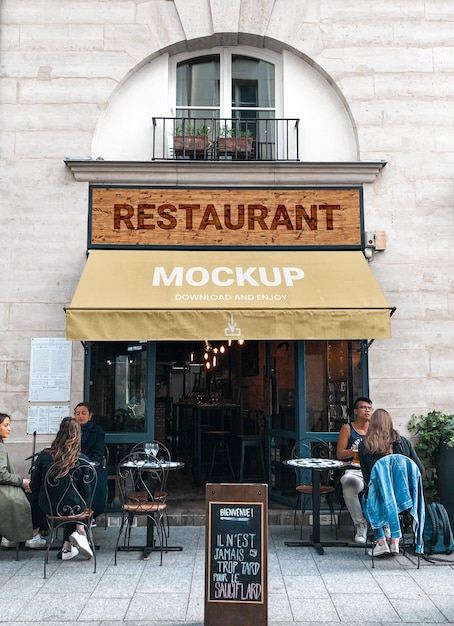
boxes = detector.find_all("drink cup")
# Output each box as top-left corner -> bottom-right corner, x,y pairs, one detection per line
352,449 -> 360,464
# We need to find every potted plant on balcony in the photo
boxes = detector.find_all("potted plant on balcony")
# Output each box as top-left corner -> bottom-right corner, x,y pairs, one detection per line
217,126 -> 253,156
173,122 -> 212,157
408,410 -> 454,524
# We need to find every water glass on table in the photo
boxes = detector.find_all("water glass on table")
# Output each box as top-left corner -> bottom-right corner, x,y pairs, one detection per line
144,442 -> 155,461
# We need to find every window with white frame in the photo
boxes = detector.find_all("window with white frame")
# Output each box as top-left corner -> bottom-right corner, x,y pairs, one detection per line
172,48 -> 279,158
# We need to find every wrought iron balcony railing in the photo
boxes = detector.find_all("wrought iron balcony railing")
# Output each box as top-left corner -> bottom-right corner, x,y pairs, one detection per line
151,117 -> 300,161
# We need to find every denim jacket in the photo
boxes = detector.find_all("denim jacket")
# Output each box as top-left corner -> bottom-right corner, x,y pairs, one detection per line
363,454 -> 425,554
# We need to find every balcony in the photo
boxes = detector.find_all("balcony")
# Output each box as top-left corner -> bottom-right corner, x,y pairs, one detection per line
151,117 -> 300,162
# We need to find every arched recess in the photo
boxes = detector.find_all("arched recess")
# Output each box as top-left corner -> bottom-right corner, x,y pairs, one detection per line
92,37 -> 358,162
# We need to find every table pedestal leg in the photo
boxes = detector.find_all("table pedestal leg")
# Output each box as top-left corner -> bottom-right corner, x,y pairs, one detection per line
119,515 -> 184,559
310,469 -> 323,553
285,469 -> 325,554
285,468 -> 349,554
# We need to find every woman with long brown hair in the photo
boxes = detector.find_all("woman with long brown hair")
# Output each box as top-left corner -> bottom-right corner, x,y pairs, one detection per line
358,408 -> 424,556
30,416 -> 94,560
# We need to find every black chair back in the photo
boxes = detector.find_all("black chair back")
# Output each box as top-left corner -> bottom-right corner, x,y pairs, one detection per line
117,451 -> 168,505
115,451 -> 169,564
44,458 -> 97,520
291,438 -> 332,486
43,458 -> 97,578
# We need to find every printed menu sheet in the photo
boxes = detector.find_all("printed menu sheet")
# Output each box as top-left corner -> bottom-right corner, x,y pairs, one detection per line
27,405 -> 70,434
28,337 -> 72,402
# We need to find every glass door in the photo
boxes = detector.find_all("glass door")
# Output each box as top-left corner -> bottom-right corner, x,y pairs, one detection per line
267,341 -> 299,503
268,340 -> 369,505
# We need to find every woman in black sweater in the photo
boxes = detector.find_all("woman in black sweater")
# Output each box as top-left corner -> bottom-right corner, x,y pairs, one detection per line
74,402 -> 107,520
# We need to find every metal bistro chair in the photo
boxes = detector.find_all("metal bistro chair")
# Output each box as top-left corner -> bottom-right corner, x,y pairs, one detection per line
115,451 -> 168,565
291,438 -> 338,539
362,454 -> 425,568
102,444 -> 110,529
129,440 -> 172,536
43,459 -> 97,578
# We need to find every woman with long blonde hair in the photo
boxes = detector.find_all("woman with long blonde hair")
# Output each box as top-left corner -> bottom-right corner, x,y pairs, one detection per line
46,416 -> 82,478
30,417 -> 94,560
358,408 -> 424,556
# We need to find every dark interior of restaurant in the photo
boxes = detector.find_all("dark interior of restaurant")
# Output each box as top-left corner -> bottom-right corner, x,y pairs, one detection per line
89,338 -> 359,515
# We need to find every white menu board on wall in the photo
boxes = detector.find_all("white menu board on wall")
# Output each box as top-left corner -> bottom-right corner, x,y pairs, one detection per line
28,337 -> 72,402
27,405 -> 70,434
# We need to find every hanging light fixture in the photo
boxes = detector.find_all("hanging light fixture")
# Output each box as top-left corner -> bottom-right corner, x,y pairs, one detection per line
203,339 -> 244,369
204,340 -> 214,369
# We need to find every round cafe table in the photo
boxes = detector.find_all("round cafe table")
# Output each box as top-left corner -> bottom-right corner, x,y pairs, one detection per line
119,459 -> 185,559
283,457 -> 347,555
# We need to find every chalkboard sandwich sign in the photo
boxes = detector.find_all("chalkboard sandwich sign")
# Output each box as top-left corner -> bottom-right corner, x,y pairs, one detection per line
205,483 -> 268,626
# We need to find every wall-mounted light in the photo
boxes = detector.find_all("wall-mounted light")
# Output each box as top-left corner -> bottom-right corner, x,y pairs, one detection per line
364,230 -> 386,261
364,231 -> 376,260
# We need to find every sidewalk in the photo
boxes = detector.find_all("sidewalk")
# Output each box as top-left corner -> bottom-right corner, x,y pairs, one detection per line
1,523 -> 453,625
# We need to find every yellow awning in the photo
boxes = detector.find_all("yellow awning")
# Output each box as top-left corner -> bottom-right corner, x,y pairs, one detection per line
66,250 -> 394,341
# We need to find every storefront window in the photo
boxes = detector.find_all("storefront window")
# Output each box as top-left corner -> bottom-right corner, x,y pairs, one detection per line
305,340 -> 364,433
269,339 -> 367,503
89,342 -> 148,434
88,339 -> 368,505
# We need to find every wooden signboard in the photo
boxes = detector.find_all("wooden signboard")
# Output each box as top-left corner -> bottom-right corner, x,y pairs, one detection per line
205,483 -> 268,626
89,186 -> 362,248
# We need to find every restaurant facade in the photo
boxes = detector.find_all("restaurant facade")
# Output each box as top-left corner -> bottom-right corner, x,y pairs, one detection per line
2,1 -> 453,505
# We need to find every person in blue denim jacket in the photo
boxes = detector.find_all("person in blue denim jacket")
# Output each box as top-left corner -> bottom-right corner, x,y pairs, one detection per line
359,408 -> 424,556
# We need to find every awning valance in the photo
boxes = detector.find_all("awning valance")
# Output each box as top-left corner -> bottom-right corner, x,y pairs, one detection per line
65,250 -> 394,341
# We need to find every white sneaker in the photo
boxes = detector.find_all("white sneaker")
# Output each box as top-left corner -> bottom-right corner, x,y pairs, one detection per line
69,531 -> 93,559
1,537 -> 17,548
25,534 -> 46,549
390,540 -> 400,554
62,545 -> 79,560
368,541 -> 391,557
354,521 -> 368,544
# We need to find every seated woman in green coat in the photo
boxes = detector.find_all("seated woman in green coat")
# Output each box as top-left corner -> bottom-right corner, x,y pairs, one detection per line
0,412 -> 46,549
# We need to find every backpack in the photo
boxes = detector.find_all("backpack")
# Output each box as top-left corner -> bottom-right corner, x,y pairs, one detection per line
423,502 -> 454,555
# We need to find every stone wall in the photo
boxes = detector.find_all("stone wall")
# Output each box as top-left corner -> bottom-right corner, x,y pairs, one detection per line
1,0 -> 453,472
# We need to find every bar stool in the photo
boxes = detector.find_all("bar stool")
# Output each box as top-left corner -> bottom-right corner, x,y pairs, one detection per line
242,409 -> 264,435
238,434 -> 266,482
207,430 -> 235,480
